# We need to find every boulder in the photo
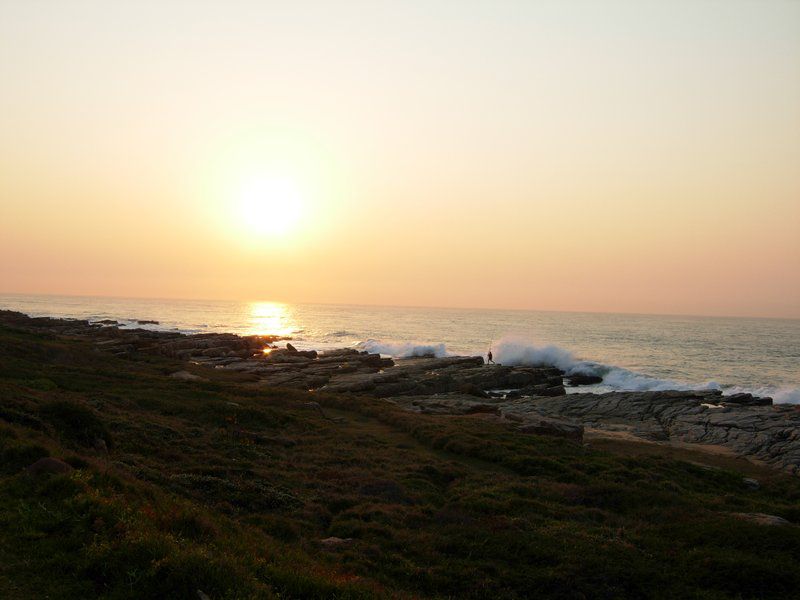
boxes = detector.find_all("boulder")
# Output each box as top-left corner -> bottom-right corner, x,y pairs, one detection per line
517,417 -> 584,441
722,393 -> 772,407
457,383 -> 489,398
26,457 -> 73,476
567,373 -> 603,386
201,347 -> 229,357
320,536 -> 354,548
733,513 -> 791,526
94,438 -> 109,454
387,394 -> 501,415
170,370 -> 204,381
520,384 -> 566,397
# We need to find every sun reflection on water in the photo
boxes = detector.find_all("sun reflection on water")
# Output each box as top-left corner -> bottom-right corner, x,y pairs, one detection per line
248,301 -> 296,337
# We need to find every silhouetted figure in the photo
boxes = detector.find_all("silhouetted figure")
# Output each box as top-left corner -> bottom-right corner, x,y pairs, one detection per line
487,349 -> 494,364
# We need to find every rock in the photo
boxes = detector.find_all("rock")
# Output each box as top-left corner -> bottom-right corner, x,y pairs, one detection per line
394,355 -> 484,372
519,384 -> 566,397
320,536 -> 353,548
200,347 -> 228,357
94,438 -> 109,454
632,426 -> 670,442
734,513 -> 791,526
458,383 -> 488,398
360,353 -> 393,368
742,478 -> 760,490
286,342 -> 298,352
136,319 -> 159,325
197,590 -> 212,600
388,394 -> 503,416
517,417 -> 584,441
567,373 -> 603,386
723,393 -> 772,407
170,370 -> 204,381
319,348 -> 360,358
26,457 -> 73,476
263,353 -> 312,365
515,390 -> 797,472
320,374 -> 378,394
304,401 -> 345,423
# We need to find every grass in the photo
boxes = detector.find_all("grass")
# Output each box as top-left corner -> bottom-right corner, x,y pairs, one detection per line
0,324 -> 799,598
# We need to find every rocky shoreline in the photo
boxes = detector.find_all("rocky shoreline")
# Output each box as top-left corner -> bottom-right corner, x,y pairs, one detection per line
2,309 -> 798,474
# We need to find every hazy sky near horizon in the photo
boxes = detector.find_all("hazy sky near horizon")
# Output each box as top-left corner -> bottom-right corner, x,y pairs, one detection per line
1,1 -> 799,318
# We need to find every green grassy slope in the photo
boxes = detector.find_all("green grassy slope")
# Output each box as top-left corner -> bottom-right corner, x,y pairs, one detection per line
1,324 -> 799,599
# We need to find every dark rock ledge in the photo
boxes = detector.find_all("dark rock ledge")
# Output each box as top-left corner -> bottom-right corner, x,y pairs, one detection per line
2,309 -> 797,474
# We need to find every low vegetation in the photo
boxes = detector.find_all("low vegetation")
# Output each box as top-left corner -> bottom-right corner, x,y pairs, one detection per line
1,324 -> 799,599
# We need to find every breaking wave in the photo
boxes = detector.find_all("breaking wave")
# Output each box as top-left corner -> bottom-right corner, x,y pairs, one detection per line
493,336 -> 799,403
358,336 -> 800,403
357,339 -> 450,358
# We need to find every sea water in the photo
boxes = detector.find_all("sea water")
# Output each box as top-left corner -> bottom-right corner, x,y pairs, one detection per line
1,293 -> 797,403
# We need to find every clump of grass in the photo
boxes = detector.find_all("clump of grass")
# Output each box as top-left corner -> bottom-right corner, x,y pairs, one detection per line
39,400 -> 113,449
25,378 -> 59,392
0,436 -> 49,475
169,473 -> 299,511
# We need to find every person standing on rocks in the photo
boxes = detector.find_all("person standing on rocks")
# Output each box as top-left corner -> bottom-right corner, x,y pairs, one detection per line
487,348 -> 494,364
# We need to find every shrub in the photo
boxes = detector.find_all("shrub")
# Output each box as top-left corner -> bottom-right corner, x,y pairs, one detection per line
40,400 -> 113,449
0,442 -> 49,475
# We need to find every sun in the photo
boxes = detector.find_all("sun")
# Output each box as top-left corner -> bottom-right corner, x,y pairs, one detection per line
236,174 -> 304,237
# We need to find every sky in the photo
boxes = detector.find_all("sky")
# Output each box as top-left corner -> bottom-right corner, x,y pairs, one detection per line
1,0 -> 799,318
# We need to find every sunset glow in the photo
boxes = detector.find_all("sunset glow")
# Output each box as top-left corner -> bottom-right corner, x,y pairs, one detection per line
249,301 -> 295,337
235,175 -> 304,237
0,1 -> 798,317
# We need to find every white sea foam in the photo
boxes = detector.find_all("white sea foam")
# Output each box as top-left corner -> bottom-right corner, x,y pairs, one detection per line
492,337 -> 577,371
602,369 -> 729,393
492,336 -> 798,402
358,339 -> 450,358
493,337 -> 620,381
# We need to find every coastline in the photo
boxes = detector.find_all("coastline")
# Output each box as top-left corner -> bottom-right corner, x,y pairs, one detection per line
2,308 -> 798,475
2,294 -> 798,405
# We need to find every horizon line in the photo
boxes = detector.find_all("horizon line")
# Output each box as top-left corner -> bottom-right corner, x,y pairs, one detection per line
1,289 -> 798,322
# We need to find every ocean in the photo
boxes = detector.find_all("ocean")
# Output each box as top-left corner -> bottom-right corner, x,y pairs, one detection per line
1,293 -> 798,403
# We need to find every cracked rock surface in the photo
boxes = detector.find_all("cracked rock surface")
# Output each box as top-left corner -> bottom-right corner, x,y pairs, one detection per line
391,389 -> 800,473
